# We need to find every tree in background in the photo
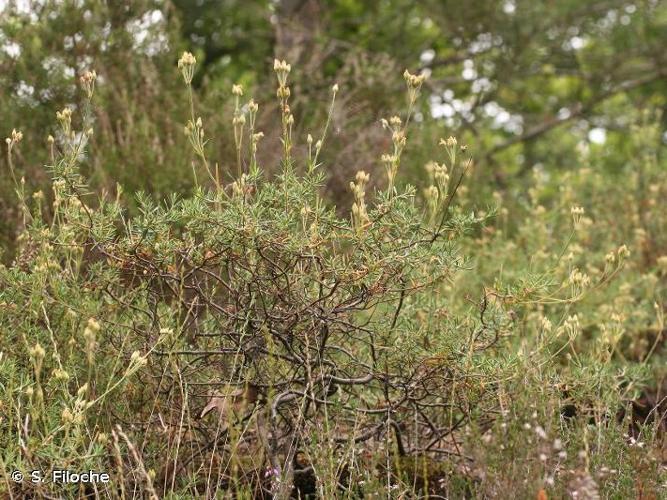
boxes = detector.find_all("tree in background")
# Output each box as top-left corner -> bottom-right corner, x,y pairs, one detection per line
1,0 -> 665,250
169,1 -> 666,171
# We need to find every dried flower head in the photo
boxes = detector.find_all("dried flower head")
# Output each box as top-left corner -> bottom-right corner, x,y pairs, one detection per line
273,59 -> 291,74
52,368 -> 70,382
11,129 -> 23,143
381,154 -> 396,166
62,407 -> 75,424
56,108 -> 73,134
6,128 -> 23,153
77,383 -> 89,398
178,51 -> 196,68
403,69 -> 427,104
87,317 -> 101,332
273,59 -> 291,89
560,314 -> 581,341
29,343 -> 46,361
276,85 -> 291,99
80,70 -> 97,98
570,205 -> 585,225
568,268 -> 590,290
350,171 -> 370,233
177,51 -> 197,85
392,130 -> 406,147
403,69 -> 426,88
439,136 -> 457,148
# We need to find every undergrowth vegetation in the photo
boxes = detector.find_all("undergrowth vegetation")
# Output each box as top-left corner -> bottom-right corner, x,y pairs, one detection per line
1,52 -> 666,499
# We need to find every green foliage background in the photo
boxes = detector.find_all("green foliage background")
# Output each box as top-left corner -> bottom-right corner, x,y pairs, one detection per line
0,1 -> 666,498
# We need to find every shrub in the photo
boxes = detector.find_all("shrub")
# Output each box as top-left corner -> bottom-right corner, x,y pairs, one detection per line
1,53 -> 665,499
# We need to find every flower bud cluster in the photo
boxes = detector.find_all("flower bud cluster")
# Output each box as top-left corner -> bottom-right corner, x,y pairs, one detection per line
177,51 -> 196,85
80,69 -> 97,98
570,205 -> 585,226
403,69 -> 426,105
83,317 -> 101,366
5,128 -> 23,148
350,171 -> 371,234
